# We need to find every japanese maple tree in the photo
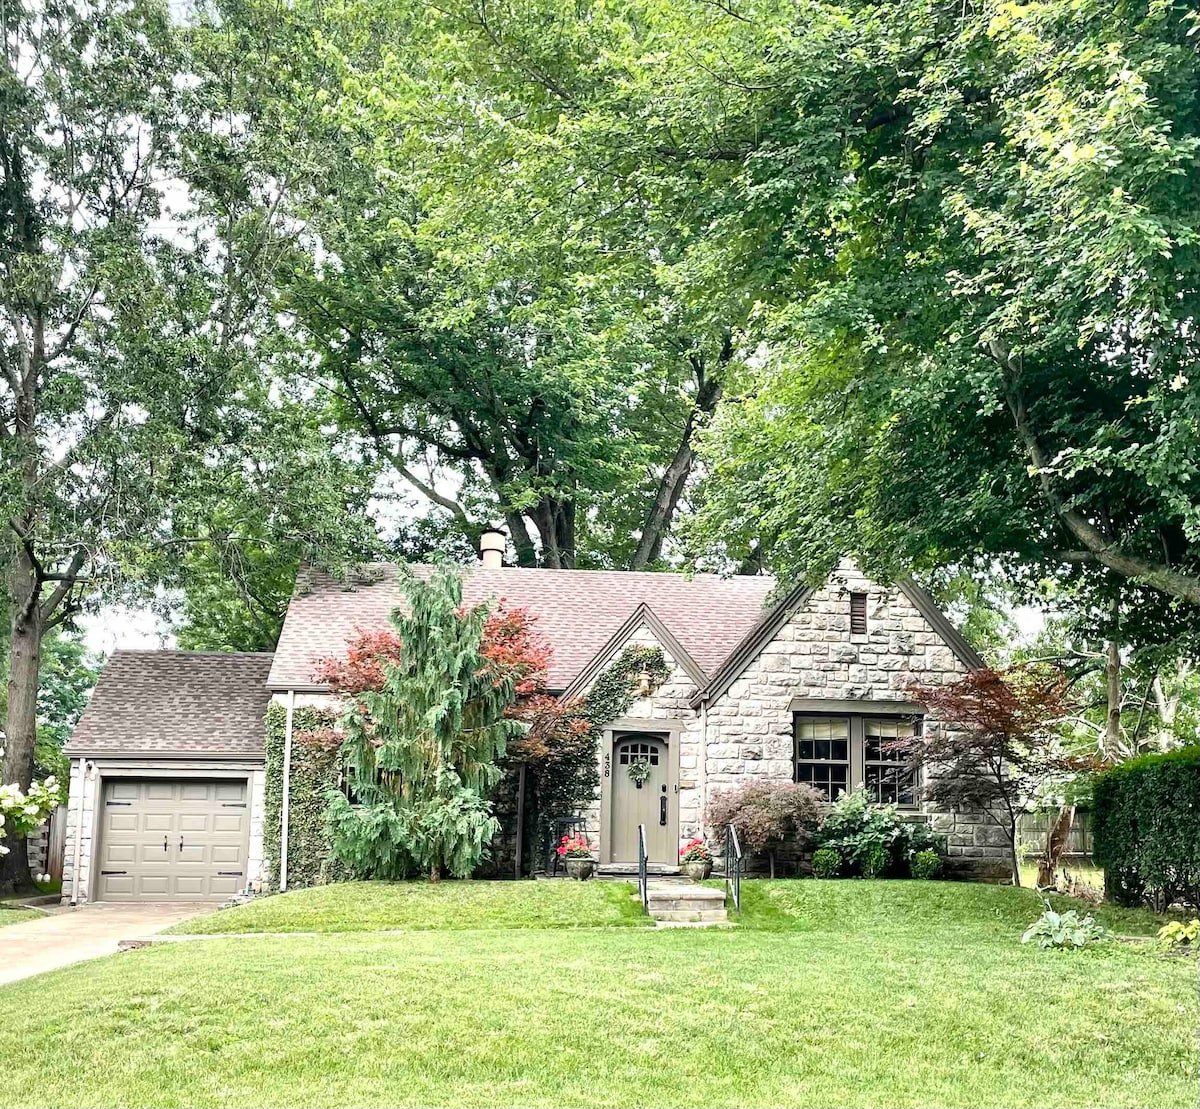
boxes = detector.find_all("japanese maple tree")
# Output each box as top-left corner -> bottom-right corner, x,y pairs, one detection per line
903,667 -> 1095,886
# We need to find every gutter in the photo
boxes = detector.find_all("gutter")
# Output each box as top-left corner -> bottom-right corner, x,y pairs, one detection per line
279,689 -> 295,893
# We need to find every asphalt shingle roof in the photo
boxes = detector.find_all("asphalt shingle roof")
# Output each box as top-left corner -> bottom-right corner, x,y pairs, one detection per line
266,564 -> 777,692
65,651 -> 274,757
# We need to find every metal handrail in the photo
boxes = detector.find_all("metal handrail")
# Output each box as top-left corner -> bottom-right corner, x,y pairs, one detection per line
637,823 -> 649,913
725,823 -> 743,913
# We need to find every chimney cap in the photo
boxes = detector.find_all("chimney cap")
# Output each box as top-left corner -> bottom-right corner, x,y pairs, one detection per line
479,528 -> 506,569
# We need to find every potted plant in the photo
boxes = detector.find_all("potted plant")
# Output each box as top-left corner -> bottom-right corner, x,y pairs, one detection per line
679,837 -> 713,881
557,833 -> 594,880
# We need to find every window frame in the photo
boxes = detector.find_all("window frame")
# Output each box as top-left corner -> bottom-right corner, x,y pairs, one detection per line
793,710 -> 923,809
793,715 -> 852,803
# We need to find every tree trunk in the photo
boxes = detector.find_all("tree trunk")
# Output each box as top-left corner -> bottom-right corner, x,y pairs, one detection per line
429,864 -> 441,883
0,544 -> 44,893
631,350 -> 725,570
1008,833 -> 1022,888
1035,804 -> 1075,888
1105,638 -> 1122,757
768,849 -> 776,879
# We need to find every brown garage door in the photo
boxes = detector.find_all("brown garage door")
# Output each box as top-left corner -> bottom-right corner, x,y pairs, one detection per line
96,778 -> 250,901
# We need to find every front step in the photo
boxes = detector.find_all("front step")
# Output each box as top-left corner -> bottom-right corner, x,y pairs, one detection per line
645,881 -> 728,924
597,863 -> 680,879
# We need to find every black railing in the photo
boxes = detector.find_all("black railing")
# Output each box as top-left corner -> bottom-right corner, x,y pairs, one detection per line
637,823 -> 649,913
725,823 -> 743,913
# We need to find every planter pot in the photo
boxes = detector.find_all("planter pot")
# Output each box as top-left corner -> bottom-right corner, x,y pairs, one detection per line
682,860 -> 713,881
565,857 -> 594,881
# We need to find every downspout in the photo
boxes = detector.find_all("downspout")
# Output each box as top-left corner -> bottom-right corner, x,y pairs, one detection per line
70,758 -> 86,905
699,698 -> 709,833
280,690 -> 295,893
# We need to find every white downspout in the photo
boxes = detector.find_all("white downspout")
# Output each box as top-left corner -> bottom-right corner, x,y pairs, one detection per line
280,690 -> 295,893
70,758 -> 86,905
699,699 -> 709,833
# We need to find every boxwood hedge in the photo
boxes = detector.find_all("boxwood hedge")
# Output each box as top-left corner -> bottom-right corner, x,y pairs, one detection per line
1092,746 -> 1200,911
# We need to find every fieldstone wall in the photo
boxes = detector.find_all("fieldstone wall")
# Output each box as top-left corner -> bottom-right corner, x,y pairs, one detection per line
573,562 -> 1010,880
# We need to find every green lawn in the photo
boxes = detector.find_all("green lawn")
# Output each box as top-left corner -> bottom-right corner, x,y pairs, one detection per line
167,878 -> 649,933
0,906 -> 40,928
0,879 -> 1193,1108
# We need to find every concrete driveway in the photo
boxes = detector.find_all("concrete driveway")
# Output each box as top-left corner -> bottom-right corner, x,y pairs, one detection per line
0,903 -> 209,987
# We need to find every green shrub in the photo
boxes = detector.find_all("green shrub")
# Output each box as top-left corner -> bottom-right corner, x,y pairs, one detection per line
861,843 -> 889,879
1021,904 -> 1109,949
814,788 -> 944,877
810,847 -> 842,878
1093,747 -> 1200,911
911,849 -> 942,880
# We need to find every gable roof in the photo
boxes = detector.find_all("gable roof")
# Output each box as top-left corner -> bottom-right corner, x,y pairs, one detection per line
689,577 -> 985,709
266,564 -> 777,692
65,651 -> 274,758
560,602 -> 710,699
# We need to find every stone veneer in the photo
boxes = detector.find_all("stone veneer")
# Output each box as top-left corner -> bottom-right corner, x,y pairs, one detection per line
577,562 -> 1011,879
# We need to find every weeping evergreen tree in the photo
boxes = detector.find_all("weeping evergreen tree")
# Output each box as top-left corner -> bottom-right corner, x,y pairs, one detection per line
326,567 -> 525,880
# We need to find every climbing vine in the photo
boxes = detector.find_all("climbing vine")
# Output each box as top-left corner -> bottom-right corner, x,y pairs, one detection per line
263,703 -> 348,891
582,646 -> 670,728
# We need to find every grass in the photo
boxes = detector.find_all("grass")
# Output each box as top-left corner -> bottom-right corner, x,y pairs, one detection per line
0,879 -> 1194,1108
167,878 -> 650,934
0,906 -> 40,928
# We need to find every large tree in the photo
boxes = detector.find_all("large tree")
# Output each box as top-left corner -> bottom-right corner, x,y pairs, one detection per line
212,0 -> 738,569
0,0 -> 377,887
659,0 -> 1200,636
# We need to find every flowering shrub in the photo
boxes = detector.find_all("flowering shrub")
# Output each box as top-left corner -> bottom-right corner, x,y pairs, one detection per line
556,833 -> 591,859
0,776 -> 63,856
679,837 -> 711,864
814,787 -> 944,878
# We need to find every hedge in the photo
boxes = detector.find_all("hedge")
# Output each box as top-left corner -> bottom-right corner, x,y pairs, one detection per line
263,702 -> 348,891
1092,746 -> 1200,911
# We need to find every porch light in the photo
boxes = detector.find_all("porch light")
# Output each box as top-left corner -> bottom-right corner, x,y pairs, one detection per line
637,669 -> 652,697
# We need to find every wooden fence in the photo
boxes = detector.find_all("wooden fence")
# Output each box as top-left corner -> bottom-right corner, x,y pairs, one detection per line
1016,809 -> 1094,859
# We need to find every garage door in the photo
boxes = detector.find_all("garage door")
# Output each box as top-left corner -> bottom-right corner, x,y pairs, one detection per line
96,779 -> 250,901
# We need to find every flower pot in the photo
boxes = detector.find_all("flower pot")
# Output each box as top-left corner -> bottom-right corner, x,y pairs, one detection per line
682,860 -> 712,881
565,857 -> 594,880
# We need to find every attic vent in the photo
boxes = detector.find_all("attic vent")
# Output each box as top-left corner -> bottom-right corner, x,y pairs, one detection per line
850,592 -> 868,636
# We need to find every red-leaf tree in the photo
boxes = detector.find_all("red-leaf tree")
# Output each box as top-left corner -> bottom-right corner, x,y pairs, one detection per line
901,667 -> 1097,886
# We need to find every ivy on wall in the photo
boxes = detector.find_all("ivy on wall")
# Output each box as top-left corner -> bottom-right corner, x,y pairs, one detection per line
263,702 -> 347,891
582,645 -> 670,729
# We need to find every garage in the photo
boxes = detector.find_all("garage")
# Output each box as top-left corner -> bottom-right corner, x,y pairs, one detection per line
96,778 -> 251,901
60,650 -> 275,904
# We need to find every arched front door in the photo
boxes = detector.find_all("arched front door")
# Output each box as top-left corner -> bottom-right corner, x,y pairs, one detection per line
610,734 -> 671,863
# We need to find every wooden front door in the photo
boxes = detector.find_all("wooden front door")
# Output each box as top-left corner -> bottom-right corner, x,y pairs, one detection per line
610,735 -> 671,863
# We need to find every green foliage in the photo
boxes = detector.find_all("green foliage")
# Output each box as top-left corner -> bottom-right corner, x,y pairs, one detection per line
911,850 -> 943,881
708,781 -> 824,876
329,568 -> 524,880
263,704 -> 347,891
581,647 -> 670,728
1156,919 -> 1200,953
810,848 -> 842,880
815,789 -> 944,878
1021,904 -> 1110,950
1093,747 -> 1200,911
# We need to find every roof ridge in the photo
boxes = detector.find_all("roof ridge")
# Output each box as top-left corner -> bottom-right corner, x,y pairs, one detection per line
110,649 -> 275,659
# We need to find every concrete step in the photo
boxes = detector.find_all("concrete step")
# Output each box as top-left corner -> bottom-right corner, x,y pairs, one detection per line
597,864 -> 680,878
653,909 -> 729,923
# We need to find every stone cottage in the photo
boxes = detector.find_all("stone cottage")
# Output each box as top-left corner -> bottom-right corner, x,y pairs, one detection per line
60,541 -> 1010,903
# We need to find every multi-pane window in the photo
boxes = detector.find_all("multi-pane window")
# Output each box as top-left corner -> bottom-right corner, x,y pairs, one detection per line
794,714 -> 920,808
794,718 -> 851,801
864,719 -> 917,805
617,741 -> 659,767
